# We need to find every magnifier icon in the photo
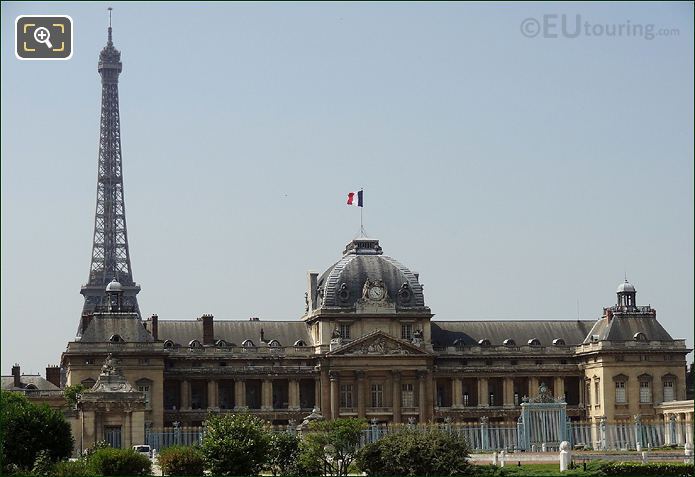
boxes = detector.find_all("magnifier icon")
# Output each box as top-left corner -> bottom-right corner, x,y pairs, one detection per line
34,27 -> 53,49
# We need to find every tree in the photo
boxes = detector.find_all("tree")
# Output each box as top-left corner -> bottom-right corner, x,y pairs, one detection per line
63,384 -> 86,408
0,390 -> 74,472
302,418 -> 367,477
356,427 -> 471,476
267,431 -> 301,476
200,413 -> 271,476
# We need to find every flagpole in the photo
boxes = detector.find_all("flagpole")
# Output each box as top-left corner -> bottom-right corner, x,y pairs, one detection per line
360,188 -> 365,237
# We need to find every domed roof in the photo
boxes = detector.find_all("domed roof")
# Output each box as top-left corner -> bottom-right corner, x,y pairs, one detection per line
617,280 -> 635,293
315,238 -> 426,310
106,278 -> 123,292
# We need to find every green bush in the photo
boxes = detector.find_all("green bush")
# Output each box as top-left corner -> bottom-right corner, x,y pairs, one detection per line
87,447 -> 152,476
599,462 -> 694,476
31,450 -> 53,476
357,427 -> 471,476
157,445 -> 204,476
201,413 -> 271,476
51,459 -> 91,477
267,432 -> 301,476
0,391 -> 74,472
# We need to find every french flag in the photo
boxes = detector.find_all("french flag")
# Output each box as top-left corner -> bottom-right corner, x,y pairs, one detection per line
347,190 -> 364,207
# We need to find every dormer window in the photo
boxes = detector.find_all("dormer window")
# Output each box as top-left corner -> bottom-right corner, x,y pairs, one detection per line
268,339 -> 281,347
163,340 -> 174,349
453,339 -> 465,349
215,340 -> 228,348
553,338 -> 566,346
294,340 -> 307,347
633,332 -> 647,342
503,339 -> 516,347
242,339 -> 255,348
189,340 -> 202,349
109,334 -> 124,343
478,339 -> 491,347
528,338 -> 541,346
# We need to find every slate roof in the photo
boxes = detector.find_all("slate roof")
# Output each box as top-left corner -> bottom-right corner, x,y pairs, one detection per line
431,320 -> 596,347
157,320 -> 313,347
80,317 -> 154,343
583,315 -> 673,343
316,239 -> 426,310
1,375 -> 60,391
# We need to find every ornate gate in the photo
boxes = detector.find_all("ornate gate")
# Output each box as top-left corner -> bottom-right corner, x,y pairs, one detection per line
517,383 -> 568,451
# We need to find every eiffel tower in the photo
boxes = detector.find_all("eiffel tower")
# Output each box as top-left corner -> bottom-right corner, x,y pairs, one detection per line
80,12 -> 140,325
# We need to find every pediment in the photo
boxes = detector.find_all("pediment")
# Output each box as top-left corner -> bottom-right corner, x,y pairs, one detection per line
328,330 -> 431,356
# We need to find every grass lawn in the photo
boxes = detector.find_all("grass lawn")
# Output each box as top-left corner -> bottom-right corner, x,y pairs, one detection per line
472,462 -> 693,477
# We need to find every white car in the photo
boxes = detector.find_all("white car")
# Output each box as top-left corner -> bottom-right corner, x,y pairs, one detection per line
132,445 -> 152,459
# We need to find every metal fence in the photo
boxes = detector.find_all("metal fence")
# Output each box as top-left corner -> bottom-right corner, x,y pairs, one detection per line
145,420 -> 692,453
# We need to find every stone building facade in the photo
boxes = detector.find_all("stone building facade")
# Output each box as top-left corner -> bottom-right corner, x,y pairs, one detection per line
60,237 -> 691,445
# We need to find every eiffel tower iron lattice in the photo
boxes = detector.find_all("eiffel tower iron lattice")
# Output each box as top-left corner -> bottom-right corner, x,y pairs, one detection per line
80,19 -> 140,324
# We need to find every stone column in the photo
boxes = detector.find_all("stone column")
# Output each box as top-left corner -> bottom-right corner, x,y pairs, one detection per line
234,379 -> 246,410
207,380 -> 218,409
314,377 -> 321,410
478,377 -> 489,407
357,371 -> 366,418
554,377 -> 565,401
181,380 -> 191,410
392,372 -> 402,424
677,413 -> 685,446
123,411 -> 131,449
418,371 -> 427,423
262,379 -> 273,410
289,379 -> 300,410
452,378 -> 463,408
321,368 -> 331,417
529,377 -> 539,398
330,371 -> 339,420
579,379 -> 585,407
503,377 -> 515,407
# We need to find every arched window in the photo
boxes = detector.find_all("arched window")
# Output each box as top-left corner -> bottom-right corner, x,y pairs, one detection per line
478,339 -> 491,347
215,339 -> 228,348
189,340 -> 202,349
163,340 -> 174,349
503,339 -> 516,347
25,384 -> 37,390
528,338 -> 541,346
453,339 -> 466,349
268,339 -> 281,347
109,334 -> 124,343
294,340 -> 307,347
638,374 -> 653,403
633,332 -> 648,342
553,338 -> 566,346
242,339 -> 255,348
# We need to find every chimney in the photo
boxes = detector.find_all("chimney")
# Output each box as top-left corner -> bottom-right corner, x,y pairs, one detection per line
46,365 -> 61,388
414,272 -> 420,282
81,313 -> 94,335
11,364 -> 20,388
150,314 -> 159,340
198,314 -> 214,345
307,271 -> 318,312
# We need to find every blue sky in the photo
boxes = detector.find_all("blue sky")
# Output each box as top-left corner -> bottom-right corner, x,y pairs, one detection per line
1,2 -> 693,374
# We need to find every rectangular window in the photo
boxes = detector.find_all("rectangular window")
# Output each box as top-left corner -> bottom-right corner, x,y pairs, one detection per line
594,381 -> 600,406
615,381 -> 626,403
339,384 -> 353,408
401,383 -> 414,408
339,324 -> 351,340
463,393 -> 470,407
137,385 -> 151,409
663,381 -> 674,402
514,392 -> 520,406
371,384 -> 383,408
401,324 -> 413,340
639,381 -> 651,403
